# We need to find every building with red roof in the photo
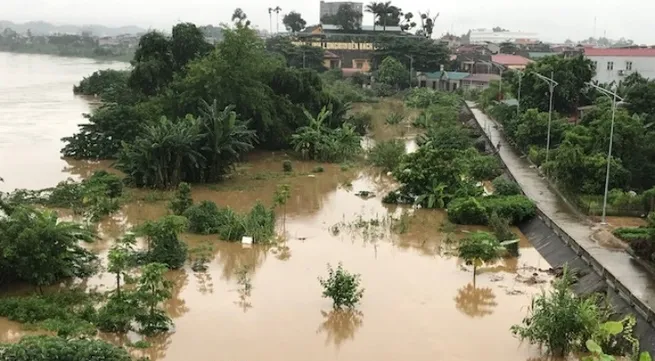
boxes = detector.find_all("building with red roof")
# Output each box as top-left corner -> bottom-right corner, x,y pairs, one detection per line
491,54 -> 533,70
584,47 -> 655,84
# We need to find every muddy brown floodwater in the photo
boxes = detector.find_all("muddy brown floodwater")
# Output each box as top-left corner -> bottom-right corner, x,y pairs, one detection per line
0,52 -> 557,361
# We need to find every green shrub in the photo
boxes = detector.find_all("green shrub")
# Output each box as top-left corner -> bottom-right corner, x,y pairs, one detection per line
528,145 -> 547,166
312,166 -> 325,173
368,139 -> 405,172
492,176 -> 522,196
385,112 -> 403,125
372,83 -> 396,97
613,227 -> 652,242
0,336 -> 132,361
282,160 -> 293,172
629,237 -> 655,262
318,263 -> 364,309
95,295 -> 136,333
184,200 -> 223,234
480,195 -> 536,225
137,216 -> 189,269
488,211 -> 519,256
447,197 -> 488,225
347,111 -> 372,135
468,154 -> 502,180
169,182 -> 193,215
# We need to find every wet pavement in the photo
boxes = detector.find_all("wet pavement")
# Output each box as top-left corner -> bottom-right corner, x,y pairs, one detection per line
466,101 -> 655,310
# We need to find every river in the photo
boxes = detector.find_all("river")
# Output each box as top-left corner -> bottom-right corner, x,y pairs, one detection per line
0,52 -> 555,361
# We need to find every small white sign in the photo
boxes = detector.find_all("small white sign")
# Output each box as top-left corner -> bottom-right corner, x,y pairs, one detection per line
242,236 -> 253,246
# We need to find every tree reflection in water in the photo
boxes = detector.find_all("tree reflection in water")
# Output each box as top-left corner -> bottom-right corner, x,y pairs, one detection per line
316,309 -> 364,349
164,269 -> 190,319
454,282 -> 498,318
194,270 -> 214,295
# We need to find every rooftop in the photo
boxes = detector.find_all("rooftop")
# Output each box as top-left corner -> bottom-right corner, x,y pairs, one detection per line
465,73 -> 501,82
419,71 -> 471,80
320,24 -> 403,32
584,47 -> 655,57
491,54 -> 532,66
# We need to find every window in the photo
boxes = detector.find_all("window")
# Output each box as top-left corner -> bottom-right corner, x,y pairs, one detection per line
626,61 -> 633,71
607,61 -> 614,70
355,61 -> 364,69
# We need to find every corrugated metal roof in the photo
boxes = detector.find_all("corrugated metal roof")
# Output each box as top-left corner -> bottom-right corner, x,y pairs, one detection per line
584,48 -> 655,57
444,71 -> 470,80
320,24 -> 403,32
491,54 -> 532,66
528,52 -> 555,59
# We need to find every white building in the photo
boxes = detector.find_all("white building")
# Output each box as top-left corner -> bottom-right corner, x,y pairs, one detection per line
584,48 -> 655,84
469,29 -> 539,44
320,1 -> 363,18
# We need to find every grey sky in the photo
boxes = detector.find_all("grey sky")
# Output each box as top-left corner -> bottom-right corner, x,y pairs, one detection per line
1,0 -> 654,44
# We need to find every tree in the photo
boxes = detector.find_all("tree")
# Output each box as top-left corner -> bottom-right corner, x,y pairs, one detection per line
282,11 -> 306,33
137,215 -> 189,269
416,11 -> 439,38
511,268 -> 607,356
232,8 -> 251,28
318,263 -> 364,309
365,2 -> 383,31
273,183 -> 291,231
457,231 -> 506,283
376,56 -> 408,88
128,31 -> 174,96
321,4 -> 362,31
0,206 -> 98,291
107,233 -> 136,298
373,36 -> 449,72
171,22 -> 212,72
266,36 -> 325,71
134,262 -> 173,335
492,26 -> 508,32
506,55 -> 594,115
499,41 -> 519,54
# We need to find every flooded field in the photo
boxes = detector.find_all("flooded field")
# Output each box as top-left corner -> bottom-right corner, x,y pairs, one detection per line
0,52 -> 556,361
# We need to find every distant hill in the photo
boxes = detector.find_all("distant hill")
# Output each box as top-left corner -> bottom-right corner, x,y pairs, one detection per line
0,20 -> 145,36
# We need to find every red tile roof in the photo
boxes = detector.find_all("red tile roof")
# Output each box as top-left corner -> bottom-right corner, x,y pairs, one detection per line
464,73 -> 501,83
584,48 -> 655,57
491,54 -> 532,66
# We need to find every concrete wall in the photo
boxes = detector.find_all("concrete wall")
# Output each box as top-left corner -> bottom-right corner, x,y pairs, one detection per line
462,102 -> 655,352
588,55 -> 655,84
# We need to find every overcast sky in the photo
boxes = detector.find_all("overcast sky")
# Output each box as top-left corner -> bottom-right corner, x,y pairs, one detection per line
1,0 -> 654,44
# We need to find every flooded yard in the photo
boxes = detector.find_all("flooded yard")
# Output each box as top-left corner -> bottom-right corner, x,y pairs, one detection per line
0,52 -> 555,361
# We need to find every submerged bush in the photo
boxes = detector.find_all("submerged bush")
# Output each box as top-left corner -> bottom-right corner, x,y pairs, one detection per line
318,263 -> 364,309
137,216 -> 189,269
368,139 -> 405,172
0,291 -> 98,337
0,335 -> 132,361
183,200 -> 276,243
447,197 -> 488,225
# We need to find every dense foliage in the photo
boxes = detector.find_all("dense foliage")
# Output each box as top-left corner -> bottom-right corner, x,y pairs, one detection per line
0,336 -> 133,361
137,216 -> 189,269
0,206 -> 98,289
290,107 -> 361,162
368,139 -> 405,172
73,69 -> 130,100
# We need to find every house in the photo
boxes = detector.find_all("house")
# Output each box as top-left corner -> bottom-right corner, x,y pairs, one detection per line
460,73 -> 501,89
491,54 -> 532,70
584,47 -> 655,84
469,29 -> 540,44
417,71 -> 470,91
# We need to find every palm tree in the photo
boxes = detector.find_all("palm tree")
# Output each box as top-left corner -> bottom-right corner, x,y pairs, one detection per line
196,100 -> 258,182
273,6 -> 282,33
379,1 -> 392,31
365,2 -> 382,31
268,8 -> 273,33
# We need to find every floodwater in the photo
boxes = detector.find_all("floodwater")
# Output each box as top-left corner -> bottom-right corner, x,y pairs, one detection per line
0,53 -> 557,361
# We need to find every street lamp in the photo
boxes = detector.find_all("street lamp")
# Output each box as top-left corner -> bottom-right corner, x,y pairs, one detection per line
517,70 -> 523,116
533,71 -> 558,165
404,55 -> 414,87
586,82 -> 625,224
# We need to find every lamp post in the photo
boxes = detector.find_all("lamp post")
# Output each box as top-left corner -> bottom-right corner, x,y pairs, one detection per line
517,70 -> 523,116
405,54 -> 414,88
533,71 -> 558,165
586,82 -> 625,224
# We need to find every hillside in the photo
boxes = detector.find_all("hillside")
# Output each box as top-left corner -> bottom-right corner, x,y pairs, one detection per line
0,20 -> 145,36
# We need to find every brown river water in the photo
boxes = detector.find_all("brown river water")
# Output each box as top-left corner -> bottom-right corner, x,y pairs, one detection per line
0,52 -> 557,361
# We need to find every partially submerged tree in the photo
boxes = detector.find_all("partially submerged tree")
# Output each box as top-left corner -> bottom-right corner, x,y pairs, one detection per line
457,231 -> 514,283
273,184 -> 291,232
137,215 -> 189,269
134,262 -> 174,335
169,182 -> 193,215
319,263 -> 364,309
